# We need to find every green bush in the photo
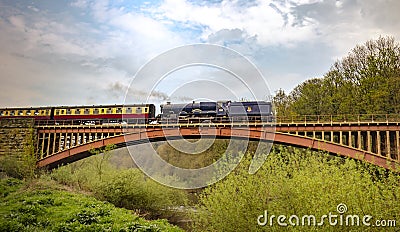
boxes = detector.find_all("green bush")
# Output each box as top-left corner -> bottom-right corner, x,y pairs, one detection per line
50,149 -> 188,219
94,169 -> 187,216
191,146 -> 400,231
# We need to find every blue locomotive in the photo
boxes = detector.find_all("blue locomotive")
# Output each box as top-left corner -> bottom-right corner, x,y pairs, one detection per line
160,101 -> 273,122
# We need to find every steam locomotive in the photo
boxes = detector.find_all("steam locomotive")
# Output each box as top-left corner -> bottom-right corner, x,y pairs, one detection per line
160,101 -> 273,122
0,101 -> 273,124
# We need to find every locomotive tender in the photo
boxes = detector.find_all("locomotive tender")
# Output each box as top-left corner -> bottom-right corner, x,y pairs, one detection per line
0,100 -> 273,124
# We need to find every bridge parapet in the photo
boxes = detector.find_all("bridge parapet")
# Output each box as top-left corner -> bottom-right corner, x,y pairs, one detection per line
275,114 -> 400,124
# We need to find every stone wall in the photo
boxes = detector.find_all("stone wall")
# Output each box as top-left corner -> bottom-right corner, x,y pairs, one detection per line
0,118 -> 37,157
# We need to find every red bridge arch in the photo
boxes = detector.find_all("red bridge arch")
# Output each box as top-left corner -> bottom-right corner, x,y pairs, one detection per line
37,126 -> 400,171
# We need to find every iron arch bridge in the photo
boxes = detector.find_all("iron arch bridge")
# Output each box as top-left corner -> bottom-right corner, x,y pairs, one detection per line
35,115 -> 400,171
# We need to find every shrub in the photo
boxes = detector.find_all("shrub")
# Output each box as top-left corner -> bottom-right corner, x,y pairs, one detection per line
191,146 -> 400,231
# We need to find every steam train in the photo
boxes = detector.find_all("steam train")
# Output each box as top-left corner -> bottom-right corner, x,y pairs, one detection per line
0,101 -> 273,124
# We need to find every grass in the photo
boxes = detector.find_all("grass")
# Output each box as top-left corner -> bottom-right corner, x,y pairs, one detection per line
0,177 -> 183,232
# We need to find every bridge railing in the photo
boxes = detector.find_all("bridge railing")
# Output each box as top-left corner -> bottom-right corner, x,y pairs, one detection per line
275,114 -> 400,124
34,114 -> 400,126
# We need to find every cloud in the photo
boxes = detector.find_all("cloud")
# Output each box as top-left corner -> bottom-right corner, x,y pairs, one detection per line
107,81 -> 192,103
1,0 -> 400,108
153,0 -> 319,46
290,0 -> 400,55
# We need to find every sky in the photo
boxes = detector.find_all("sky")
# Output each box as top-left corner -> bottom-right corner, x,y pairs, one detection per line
0,0 -> 399,108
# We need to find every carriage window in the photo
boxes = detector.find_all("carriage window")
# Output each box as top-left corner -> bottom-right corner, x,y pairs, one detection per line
107,108 -> 112,114
18,110 -> 23,115
75,109 -> 80,114
34,110 -> 39,115
137,107 -> 142,113
117,108 -> 122,113
144,108 -> 148,113
94,109 -> 99,114
26,111 -> 31,115
101,109 -> 105,113
0,111 -> 4,116
85,109 -> 90,114
127,107 -> 132,113
55,110 -> 59,115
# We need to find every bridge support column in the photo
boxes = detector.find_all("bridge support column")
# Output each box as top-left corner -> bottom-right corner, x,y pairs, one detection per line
322,131 -> 325,141
397,131 -> 400,161
348,131 -> 352,147
367,131 -> 371,152
59,133 -> 63,151
52,132 -> 56,155
331,131 -> 334,142
36,133 -> 40,158
339,131 -> 343,145
46,133 -> 51,158
386,131 -> 391,158
377,131 -> 381,156
357,131 -> 362,149
41,133 -> 46,159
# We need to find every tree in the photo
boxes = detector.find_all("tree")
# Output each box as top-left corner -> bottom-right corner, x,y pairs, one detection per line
280,36 -> 400,116
289,78 -> 326,115
272,89 -> 292,117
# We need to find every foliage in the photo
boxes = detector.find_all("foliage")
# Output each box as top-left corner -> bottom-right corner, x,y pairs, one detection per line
0,178 -> 23,198
89,144 -> 116,181
274,36 -> 400,116
0,178 -> 183,232
94,168 -> 187,216
50,147 -> 188,218
191,146 -> 400,231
